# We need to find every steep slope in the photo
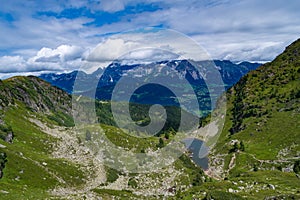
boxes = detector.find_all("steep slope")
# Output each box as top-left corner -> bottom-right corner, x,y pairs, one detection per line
0,76 -> 71,111
0,76 -> 73,140
212,60 -> 261,87
221,38 -> 299,154
205,39 -> 300,199
0,76 -> 93,199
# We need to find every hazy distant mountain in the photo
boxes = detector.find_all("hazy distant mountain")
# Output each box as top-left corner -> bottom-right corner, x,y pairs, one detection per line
40,60 -> 261,95
40,60 -> 260,115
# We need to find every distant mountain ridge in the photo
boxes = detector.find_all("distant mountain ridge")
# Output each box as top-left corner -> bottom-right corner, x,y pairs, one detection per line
39,60 -> 261,115
39,59 -> 261,95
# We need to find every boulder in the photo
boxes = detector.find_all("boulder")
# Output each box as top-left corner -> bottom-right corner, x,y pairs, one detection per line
267,184 -> 275,190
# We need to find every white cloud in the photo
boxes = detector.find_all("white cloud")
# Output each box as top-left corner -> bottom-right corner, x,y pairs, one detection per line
192,32 -> 298,61
121,48 -> 179,62
32,45 -> 84,63
98,0 -> 125,13
0,56 -> 27,73
87,38 -> 140,62
0,15 -> 97,56
0,0 -> 300,77
0,54 -> 62,73
0,71 -> 49,80
0,45 -> 86,74
26,45 -> 86,72
86,29 -> 211,65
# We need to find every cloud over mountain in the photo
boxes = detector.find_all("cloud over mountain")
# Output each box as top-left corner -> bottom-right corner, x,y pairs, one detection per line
0,0 -> 299,77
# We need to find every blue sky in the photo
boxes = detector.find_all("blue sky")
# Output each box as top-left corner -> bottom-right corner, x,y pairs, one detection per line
0,0 -> 300,78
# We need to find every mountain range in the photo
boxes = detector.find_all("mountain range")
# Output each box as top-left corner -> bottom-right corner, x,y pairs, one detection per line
39,60 -> 261,115
40,60 -> 261,94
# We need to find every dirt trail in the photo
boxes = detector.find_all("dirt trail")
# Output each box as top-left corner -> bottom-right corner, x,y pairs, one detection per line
228,153 -> 236,171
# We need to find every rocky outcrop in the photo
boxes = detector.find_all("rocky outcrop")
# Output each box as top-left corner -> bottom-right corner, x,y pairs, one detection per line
0,152 -> 7,179
0,76 -> 72,114
4,132 -> 13,143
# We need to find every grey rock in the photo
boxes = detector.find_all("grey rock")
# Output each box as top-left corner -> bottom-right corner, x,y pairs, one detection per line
267,184 -> 275,190
5,132 -> 13,143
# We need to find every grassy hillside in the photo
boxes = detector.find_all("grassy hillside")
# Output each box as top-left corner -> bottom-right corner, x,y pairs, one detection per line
0,76 -> 209,199
217,38 -> 300,157
205,39 -> 300,199
0,78 -> 88,198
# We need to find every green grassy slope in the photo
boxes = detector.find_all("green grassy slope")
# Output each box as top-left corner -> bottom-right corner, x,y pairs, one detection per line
0,76 -> 78,199
203,39 -> 300,199
217,38 -> 300,158
0,76 -> 209,199
0,105 -> 86,199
